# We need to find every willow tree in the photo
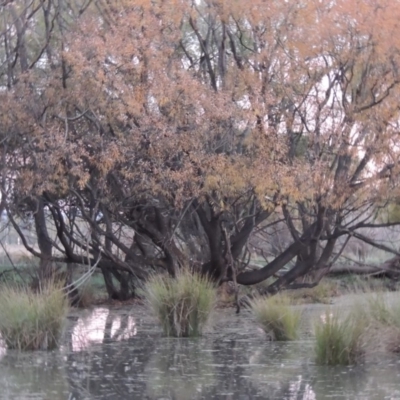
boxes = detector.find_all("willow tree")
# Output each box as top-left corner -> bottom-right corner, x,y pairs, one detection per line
2,0 -> 400,298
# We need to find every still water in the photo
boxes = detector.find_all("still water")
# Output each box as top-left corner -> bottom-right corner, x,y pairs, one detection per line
1,295 -> 400,399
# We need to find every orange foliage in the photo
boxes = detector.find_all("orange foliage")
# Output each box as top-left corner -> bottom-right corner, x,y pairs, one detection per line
2,0 -> 400,288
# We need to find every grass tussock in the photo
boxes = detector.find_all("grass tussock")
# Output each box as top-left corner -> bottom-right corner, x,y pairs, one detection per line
250,295 -> 301,341
143,270 -> 216,337
314,310 -> 367,365
0,282 -> 69,351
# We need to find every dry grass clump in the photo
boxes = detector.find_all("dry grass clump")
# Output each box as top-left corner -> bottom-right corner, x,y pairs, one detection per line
0,282 -> 69,351
250,294 -> 301,341
314,310 -> 367,365
142,270 -> 217,337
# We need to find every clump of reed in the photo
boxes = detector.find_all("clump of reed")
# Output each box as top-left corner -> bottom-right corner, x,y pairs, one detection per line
314,310 -> 367,365
142,270 -> 217,337
0,282 -> 69,351
250,294 -> 301,341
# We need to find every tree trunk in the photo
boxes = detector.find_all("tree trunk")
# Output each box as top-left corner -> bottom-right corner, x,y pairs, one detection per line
101,265 -> 120,299
34,197 -> 54,283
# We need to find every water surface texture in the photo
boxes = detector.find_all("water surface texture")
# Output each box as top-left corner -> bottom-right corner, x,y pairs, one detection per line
1,295 -> 400,399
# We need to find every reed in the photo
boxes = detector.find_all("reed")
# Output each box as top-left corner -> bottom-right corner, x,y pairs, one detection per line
250,294 -> 301,341
0,282 -> 69,350
143,270 -> 216,337
314,310 -> 367,365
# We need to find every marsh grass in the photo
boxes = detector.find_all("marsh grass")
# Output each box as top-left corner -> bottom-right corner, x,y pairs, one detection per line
314,310 -> 367,365
0,282 -> 69,350
250,295 -> 301,341
142,271 -> 217,337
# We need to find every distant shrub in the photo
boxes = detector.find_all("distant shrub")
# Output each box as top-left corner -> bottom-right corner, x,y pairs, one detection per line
250,295 -> 301,341
143,270 -> 216,337
0,282 -> 69,350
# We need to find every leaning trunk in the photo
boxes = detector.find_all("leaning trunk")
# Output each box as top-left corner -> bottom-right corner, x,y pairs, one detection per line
34,198 -> 54,283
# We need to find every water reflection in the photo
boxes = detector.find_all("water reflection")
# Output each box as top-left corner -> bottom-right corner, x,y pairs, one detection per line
145,339 -> 216,399
0,300 -> 400,399
0,341 -> 6,361
242,341 -> 317,399
0,352 -> 69,400
66,307 -> 137,351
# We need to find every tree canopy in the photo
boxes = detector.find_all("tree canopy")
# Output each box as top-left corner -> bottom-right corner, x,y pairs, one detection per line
1,0 -> 400,299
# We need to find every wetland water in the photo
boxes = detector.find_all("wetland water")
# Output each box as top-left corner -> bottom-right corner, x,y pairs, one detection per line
1,294 -> 400,399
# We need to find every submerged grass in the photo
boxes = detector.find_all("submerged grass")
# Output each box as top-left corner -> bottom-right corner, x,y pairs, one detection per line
250,294 -> 301,341
143,270 -> 217,337
314,310 -> 367,365
0,282 -> 69,351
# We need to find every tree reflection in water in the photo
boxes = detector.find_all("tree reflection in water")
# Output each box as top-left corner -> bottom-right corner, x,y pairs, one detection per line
145,339 -> 216,399
65,308 -> 137,352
